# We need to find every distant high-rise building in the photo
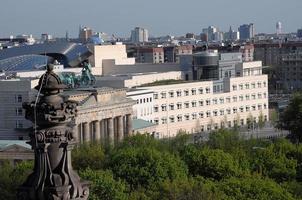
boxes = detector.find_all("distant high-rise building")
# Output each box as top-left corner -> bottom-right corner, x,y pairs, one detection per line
238,23 -> 255,40
297,29 -> 302,38
185,33 -> 195,39
276,22 -> 282,35
130,27 -> 149,43
41,33 -> 53,42
79,26 -> 93,43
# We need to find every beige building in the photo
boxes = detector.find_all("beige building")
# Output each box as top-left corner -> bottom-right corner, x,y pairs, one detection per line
138,61 -> 269,137
89,43 -> 135,75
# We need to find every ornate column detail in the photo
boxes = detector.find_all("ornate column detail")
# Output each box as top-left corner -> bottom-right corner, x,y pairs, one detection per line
107,118 -> 114,146
117,116 -> 124,142
94,121 -> 101,142
17,64 -> 89,200
126,114 -> 133,136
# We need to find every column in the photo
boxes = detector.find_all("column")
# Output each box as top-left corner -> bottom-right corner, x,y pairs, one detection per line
94,121 -> 101,142
83,122 -> 91,142
126,114 -> 132,137
72,124 -> 79,143
107,118 -> 114,146
100,119 -> 106,144
117,116 -> 124,142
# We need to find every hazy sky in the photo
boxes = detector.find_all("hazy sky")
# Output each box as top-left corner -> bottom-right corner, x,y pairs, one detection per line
1,0 -> 301,38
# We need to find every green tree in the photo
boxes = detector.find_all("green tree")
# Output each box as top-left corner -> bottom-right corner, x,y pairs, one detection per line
109,146 -> 188,190
72,142 -> 105,170
258,111 -> 265,129
279,93 -> 302,142
181,145 -> 241,180
79,168 -> 127,200
218,177 -> 295,200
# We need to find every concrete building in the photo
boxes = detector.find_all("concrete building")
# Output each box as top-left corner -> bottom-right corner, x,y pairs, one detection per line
239,23 -> 255,40
163,45 -> 193,63
254,42 -> 302,91
134,47 -> 164,64
79,26 -> 93,43
240,44 -> 254,62
0,140 -> 33,165
89,43 -> 135,75
137,61 -> 268,137
131,27 -> 149,43
297,29 -> 302,38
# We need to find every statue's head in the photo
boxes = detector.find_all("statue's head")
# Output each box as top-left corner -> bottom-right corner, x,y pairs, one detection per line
46,64 -> 55,72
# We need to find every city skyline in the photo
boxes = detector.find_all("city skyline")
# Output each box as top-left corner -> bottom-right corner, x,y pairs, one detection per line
0,0 -> 301,38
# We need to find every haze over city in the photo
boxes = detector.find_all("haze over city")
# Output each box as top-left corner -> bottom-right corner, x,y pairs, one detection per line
1,0 -> 301,37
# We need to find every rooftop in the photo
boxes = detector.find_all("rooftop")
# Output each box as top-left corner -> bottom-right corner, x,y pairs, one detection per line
0,140 -> 31,151
138,79 -> 187,87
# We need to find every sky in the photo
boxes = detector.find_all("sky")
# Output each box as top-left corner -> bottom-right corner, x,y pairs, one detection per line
0,0 -> 301,38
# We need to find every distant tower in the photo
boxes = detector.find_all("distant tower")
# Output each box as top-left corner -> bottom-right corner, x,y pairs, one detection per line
276,21 -> 282,35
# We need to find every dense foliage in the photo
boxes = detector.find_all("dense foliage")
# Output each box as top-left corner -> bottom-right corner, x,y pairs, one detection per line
1,131 -> 302,199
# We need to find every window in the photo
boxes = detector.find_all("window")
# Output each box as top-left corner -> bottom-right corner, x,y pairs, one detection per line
206,111 -> 211,117
240,119 -> 244,126
169,91 -> 174,98
263,93 -> 267,98
258,93 -> 262,99
233,107 -> 237,114
16,108 -> 23,116
154,93 -> 158,99
177,115 -> 182,122
220,109 -> 224,116
245,83 -> 250,89
246,94 -> 250,100
184,102 -> 190,108
161,104 -> 167,111
185,114 -> 190,121
176,90 -> 182,97
207,124 -> 212,131
213,98 -> 218,105
258,104 -> 262,110
206,87 -> 210,94
15,120 -> 23,128
154,106 -> 159,112
263,82 -> 267,87
240,107 -> 244,113
239,95 -> 244,101
226,108 -> 231,114
264,104 -> 267,109
16,95 -> 22,103
226,97 -> 231,103
154,118 -> 159,125
162,118 -> 167,124
199,100 -> 204,107
198,88 -> 203,94
213,110 -> 218,116
184,90 -> 189,96
169,104 -> 175,110
257,82 -> 262,88
177,102 -> 182,109
251,94 -> 256,100
170,116 -> 175,123
219,97 -> 224,104
239,84 -> 244,90
251,83 -> 255,88
252,105 -> 256,111
199,112 -> 204,118
192,113 -> 197,120
191,88 -> 196,95
192,101 -> 197,107
206,99 -> 211,105
161,92 -> 167,99
233,96 -> 237,102
246,106 -> 250,112
232,85 -> 237,91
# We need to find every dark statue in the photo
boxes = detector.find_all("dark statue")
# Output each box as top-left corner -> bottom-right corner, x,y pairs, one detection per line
18,64 -> 89,200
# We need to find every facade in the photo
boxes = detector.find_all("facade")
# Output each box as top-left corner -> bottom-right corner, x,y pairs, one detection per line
138,61 -> 268,137
135,47 -> 164,63
240,44 -> 254,62
131,27 -> 149,43
254,42 -> 302,91
297,29 -> 302,38
163,45 -> 193,63
0,140 -> 33,165
239,23 -> 255,40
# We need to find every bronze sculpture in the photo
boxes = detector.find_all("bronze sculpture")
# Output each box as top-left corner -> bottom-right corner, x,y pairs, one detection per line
18,64 -> 89,200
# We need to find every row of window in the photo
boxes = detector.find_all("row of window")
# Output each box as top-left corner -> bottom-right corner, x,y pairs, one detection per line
154,97 -> 267,112
136,97 -> 152,104
154,87 -> 211,99
154,114 -> 268,125
232,81 -> 267,91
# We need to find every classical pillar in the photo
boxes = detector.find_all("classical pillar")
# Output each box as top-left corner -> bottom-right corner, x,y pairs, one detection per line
83,122 -> 91,142
126,114 -> 133,136
100,119 -> 106,144
107,118 -> 114,145
72,124 -> 79,143
94,121 -> 101,142
117,116 -> 124,142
